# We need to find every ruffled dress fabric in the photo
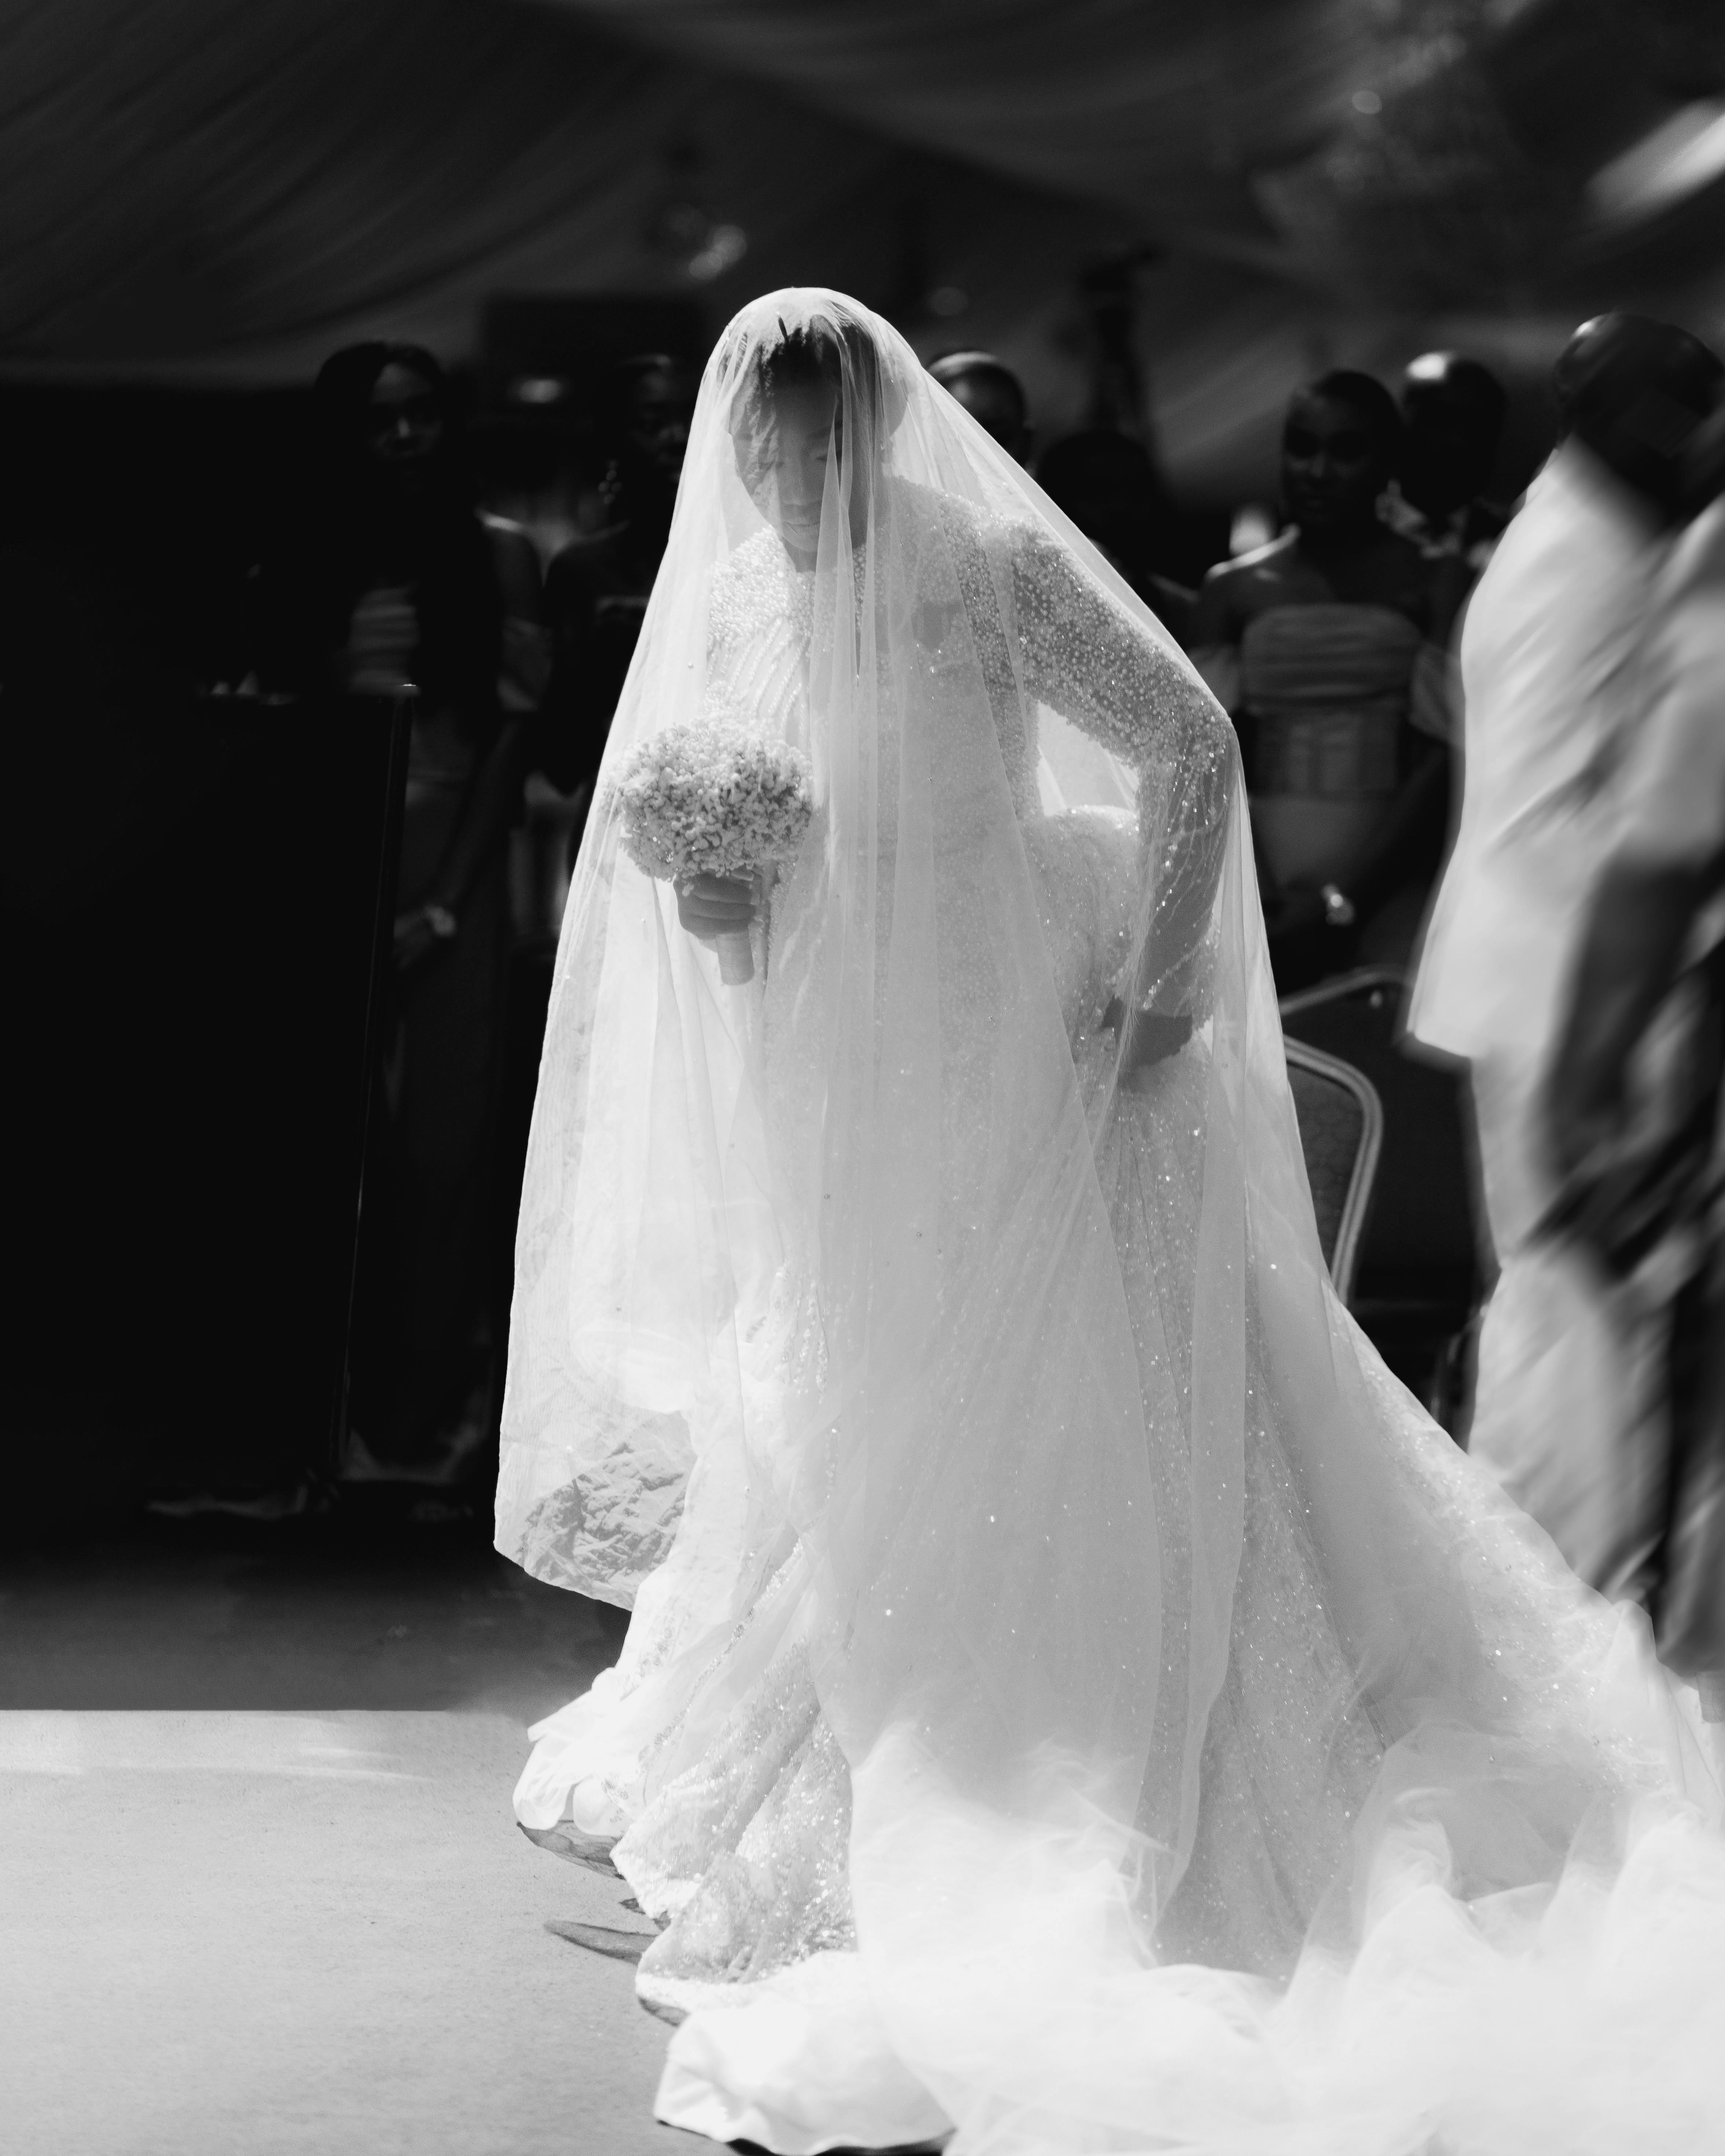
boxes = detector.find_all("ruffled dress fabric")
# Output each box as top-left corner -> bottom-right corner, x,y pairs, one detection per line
497,292 -> 1725,2156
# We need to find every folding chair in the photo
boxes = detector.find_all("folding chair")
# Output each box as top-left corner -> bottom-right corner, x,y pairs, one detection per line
1280,966 -> 1484,1430
1285,1040 -> 1383,1305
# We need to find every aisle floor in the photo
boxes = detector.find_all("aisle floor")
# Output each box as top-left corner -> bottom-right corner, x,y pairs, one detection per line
0,1516 -> 696,2156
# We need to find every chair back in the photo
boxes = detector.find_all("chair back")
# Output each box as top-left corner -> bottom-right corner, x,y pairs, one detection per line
1280,966 -> 1479,1288
1284,1039 -> 1383,1304
1280,966 -> 1484,1422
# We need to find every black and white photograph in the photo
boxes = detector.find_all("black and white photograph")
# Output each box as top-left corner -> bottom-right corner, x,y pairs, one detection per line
6,4 -> 1725,2152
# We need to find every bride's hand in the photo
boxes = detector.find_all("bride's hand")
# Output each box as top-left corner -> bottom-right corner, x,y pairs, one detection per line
676,874 -> 757,940
1103,998 -> 1193,1087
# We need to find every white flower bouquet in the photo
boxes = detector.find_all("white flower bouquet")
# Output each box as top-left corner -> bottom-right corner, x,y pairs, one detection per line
617,721 -> 814,983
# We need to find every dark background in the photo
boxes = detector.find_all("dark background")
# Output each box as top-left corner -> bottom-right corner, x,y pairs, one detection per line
4,389 -> 397,1517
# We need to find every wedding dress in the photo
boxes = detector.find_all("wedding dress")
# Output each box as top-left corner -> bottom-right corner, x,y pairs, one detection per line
496,292 -> 1725,2155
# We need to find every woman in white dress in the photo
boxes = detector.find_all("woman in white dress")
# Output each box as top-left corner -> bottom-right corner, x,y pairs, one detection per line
496,292 -> 1725,2155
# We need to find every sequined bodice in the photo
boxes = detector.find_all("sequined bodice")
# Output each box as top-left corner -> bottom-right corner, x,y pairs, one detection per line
702,483 -> 1223,821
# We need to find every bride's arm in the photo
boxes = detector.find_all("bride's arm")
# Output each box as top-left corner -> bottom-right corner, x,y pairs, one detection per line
1010,528 -> 1238,1065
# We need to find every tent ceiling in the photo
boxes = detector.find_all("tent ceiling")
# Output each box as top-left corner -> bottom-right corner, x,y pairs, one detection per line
549,0 -> 1725,306
3,0 -> 1723,494
540,0 -> 1362,272
2,0 -> 1168,382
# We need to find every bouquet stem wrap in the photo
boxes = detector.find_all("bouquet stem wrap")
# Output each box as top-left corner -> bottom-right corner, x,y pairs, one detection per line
717,923 -> 755,986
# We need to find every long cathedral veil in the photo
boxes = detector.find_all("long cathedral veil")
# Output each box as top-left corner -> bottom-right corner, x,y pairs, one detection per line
499,293 -> 1722,2154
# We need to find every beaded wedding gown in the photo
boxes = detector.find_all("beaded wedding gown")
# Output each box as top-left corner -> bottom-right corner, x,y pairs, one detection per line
496,293 -> 1725,2155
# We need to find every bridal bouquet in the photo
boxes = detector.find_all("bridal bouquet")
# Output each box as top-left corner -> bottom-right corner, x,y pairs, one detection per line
618,720 -> 814,983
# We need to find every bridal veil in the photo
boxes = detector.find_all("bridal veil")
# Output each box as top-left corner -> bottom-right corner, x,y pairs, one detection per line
498,292 -> 1724,2155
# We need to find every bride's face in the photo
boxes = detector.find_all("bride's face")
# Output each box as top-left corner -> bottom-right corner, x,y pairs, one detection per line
733,378 -> 863,566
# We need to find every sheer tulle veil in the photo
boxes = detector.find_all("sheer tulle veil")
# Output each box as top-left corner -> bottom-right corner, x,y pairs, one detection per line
498,292 -> 1725,2155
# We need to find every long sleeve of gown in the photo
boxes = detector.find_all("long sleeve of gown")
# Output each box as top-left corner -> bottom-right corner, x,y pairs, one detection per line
1011,527 -> 1238,1014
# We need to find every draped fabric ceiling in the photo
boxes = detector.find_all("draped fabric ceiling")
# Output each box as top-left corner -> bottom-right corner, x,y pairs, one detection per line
4,0 -> 1724,495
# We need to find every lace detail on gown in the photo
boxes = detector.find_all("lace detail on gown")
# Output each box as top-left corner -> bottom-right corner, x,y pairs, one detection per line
623,1640 -> 858,2020
1157,1342 -> 1390,1975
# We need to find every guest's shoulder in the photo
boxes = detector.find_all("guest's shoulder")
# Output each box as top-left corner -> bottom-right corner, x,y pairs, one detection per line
479,509 -> 537,567
1191,533 -> 1295,642
1201,530 -> 1296,594
480,512 -> 543,611
546,528 -> 609,581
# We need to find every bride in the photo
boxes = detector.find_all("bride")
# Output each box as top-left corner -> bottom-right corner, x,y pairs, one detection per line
496,291 -> 1725,2154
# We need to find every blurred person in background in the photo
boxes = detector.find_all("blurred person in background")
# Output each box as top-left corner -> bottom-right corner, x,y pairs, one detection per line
258,342 -> 547,1485
1541,398 -> 1725,1723
1190,370 -> 1458,989
1384,350 -> 1511,573
1034,427 -> 1199,643
1382,351 -> 1511,754
1035,428 -> 1199,645
473,397 -> 587,571
928,349 -> 1033,463
539,354 -> 696,809
1409,313 -> 1724,1593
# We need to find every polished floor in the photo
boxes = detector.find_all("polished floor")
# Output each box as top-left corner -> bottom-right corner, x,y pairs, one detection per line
0,1505 -> 698,2156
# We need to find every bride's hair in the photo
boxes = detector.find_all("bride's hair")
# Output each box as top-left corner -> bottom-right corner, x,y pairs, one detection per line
722,304 -> 906,445
756,319 -> 876,400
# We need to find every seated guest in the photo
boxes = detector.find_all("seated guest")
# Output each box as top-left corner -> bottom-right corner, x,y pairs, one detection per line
539,355 -> 695,803
1190,370 -> 1455,987
928,350 -> 1033,463
258,343 -> 547,1483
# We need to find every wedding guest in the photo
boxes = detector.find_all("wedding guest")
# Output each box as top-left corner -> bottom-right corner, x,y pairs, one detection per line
1190,370 -> 1456,988
1409,313 -> 1724,1591
1541,410 -> 1725,1707
539,355 -> 695,803
928,350 -> 1032,463
1384,350 -> 1510,572
258,343 -> 547,1483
